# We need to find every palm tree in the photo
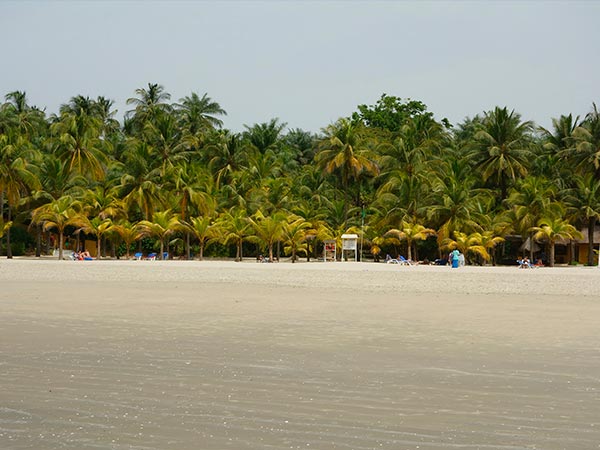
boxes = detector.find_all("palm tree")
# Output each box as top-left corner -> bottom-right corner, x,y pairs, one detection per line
468,107 -> 534,201
479,230 -> 505,266
206,131 -> 247,188
49,111 -> 107,180
118,140 -> 164,220
187,215 -> 216,260
315,118 -> 378,221
0,218 -> 12,239
570,103 -> 600,179
282,215 -> 311,262
175,92 -> 227,133
142,112 -> 185,176
111,220 -> 143,259
77,217 -> 113,259
217,209 -> 251,261
533,218 -> 583,267
384,220 -> 436,261
137,210 -> 181,260
31,195 -> 82,260
565,174 -> 600,265
125,83 -> 172,129
244,118 -> 286,154
441,231 -> 489,264
247,210 -> 287,261
426,159 -> 491,244
506,176 -> 562,259
0,131 -> 40,258
167,163 -> 214,259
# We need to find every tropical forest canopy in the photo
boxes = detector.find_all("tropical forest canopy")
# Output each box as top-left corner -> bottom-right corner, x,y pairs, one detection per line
1,85 -> 599,265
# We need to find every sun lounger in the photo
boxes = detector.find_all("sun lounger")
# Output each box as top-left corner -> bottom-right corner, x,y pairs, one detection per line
134,252 -> 143,261
399,255 -> 413,266
146,253 -> 157,261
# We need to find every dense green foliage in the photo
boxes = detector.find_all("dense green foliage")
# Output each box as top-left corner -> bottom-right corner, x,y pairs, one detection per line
1,85 -> 598,265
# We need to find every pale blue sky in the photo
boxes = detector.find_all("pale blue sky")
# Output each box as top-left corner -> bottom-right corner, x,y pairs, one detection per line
1,1 -> 598,131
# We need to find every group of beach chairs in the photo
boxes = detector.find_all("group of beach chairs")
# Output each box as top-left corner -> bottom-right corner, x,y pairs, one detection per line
385,254 -> 414,265
134,252 -> 169,261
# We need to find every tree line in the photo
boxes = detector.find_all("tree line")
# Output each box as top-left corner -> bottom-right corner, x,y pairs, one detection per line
1,85 -> 599,266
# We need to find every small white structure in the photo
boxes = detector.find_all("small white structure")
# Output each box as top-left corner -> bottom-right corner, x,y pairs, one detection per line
323,240 -> 336,262
341,234 -> 359,262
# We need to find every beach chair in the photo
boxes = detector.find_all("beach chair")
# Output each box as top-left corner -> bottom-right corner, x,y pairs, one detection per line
385,254 -> 399,264
134,252 -> 143,261
162,252 -> 169,260
146,252 -> 157,261
399,255 -> 413,266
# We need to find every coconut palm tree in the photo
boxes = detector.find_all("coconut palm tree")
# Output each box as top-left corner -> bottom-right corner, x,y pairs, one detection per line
187,215 -> 216,260
118,140 -> 164,220
426,159 -> 491,244
0,218 -> 12,239
570,103 -> 600,179
247,210 -> 287,262
0,131 -> 40,258
468,107 -> 534,201
282,215 -> 311,262
479,230 -> 505,266
142,112 -> 185,176
206,131 -> 247,188
76,217 -> 113,259
441,231 -> 489,264
384,220 -> 436,261
125,83 -> 172,130
506,176 -> 563,260
217,208 -> 251,261
565,174 -> 600,265
111,220 -> 143,259
315,118 -> 379,221
175,92 -> 227,133
137,210 -> 181,260
244,118 -> 286,154
533,218 -> 583,267
49,111 -> 107,180
31,195 -> 83,260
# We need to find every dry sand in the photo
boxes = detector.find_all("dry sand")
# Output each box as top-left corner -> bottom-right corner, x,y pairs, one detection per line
1,259 -> 600,449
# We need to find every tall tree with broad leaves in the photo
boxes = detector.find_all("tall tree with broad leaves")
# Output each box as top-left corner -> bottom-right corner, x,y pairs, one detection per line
315,118 -> 378,222
468,107 -> 534,201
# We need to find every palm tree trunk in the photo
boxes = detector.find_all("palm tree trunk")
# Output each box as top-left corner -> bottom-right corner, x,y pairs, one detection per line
58,231 -> 64,260
549,240 -> 556,267
186,232 -> 191,260
45,230 -> 51,255
406,238 -> 413,261
97,237 -> 101,260
35,223 -> 42,257
199,241 -> 204,261
160,239 -> 165,260
587,217 -> 596,266
529,231 -> 534,261
6,206 -> 12,259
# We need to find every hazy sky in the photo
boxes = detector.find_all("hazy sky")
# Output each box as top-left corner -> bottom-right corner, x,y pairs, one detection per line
1,1 -> 598,132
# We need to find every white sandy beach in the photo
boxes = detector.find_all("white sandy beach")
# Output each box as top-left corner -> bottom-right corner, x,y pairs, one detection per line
1,259 -> 600,449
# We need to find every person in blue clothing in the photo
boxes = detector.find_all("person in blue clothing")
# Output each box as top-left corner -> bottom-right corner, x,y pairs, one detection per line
451,249 -> 460,268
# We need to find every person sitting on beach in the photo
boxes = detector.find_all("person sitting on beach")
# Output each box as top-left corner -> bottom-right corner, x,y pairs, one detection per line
519,257 -> 533,269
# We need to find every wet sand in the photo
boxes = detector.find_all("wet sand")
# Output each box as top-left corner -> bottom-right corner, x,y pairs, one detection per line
1,259 -> 600,449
